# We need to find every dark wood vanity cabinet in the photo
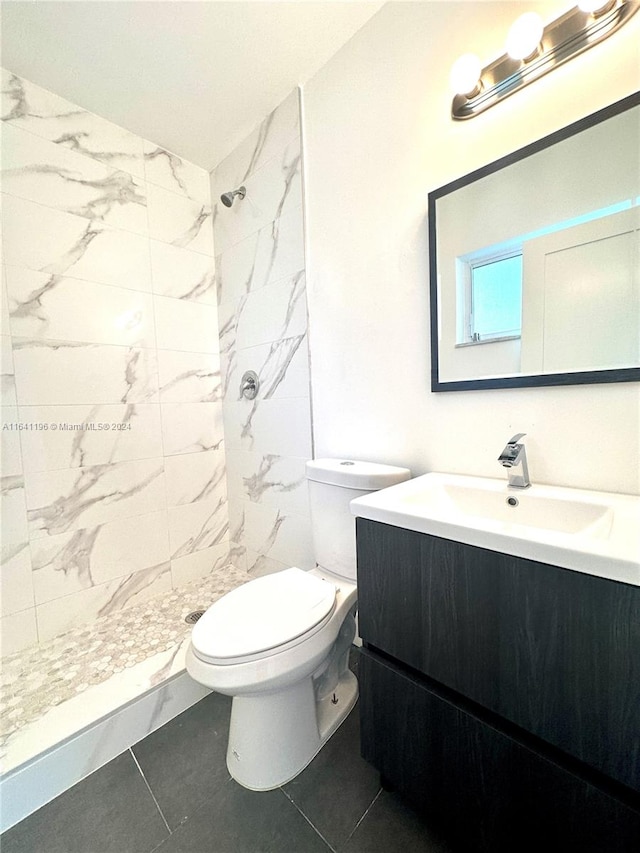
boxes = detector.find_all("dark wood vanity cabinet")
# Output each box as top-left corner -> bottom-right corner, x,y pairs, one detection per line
356,518 -> 640,852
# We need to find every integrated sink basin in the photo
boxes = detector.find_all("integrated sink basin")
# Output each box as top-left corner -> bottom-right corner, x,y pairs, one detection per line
402,479 -> 612,536
350,472 -> 640,586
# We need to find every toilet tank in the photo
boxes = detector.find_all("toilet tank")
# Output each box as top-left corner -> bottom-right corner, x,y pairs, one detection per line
306,459 -> 411,581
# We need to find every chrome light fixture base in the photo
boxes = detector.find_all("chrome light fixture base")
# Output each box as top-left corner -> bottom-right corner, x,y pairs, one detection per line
452,0 -> 639,120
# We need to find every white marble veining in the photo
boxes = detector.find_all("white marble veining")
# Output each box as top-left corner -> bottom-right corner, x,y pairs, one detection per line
216,259 -> 307,362
224,335 -> 310,403
143,140 -> 210,203
246,549 -> 290,579
12,338 -> 159,406
1,195 -> 152,293
164,449 -> 226,508
1,68 -> 229,654
242,137 -> 301,220
215,205 -> 305,305
226,450 -> 310,516
212,138 -> 302,256
241,500 -> 314,570
30,510 -> 171,606
17,403 -> 163,473
224,396 -> 312,456
212,89 -> 300,205
170,542 -> 231,587
212,91 -> 312,576
168,494 -> 229,560
216,297 -> 241,360
160,402 -> 224,456
149,239 -> 216,304
1,69 -> 145,178
147,183 -> 214,256
25,457 -> 166,539
36,561 -> 173,642
5,266 -> 156,347
235,270 -> 307,349
226,498 -> 248,571
1,123 -> 148,235
222,333 -> 308,403
229,542 -> 248,572
157,349 -> 221,404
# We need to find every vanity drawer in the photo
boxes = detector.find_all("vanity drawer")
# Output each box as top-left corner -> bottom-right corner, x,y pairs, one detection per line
356,518 -> 640,792
360,649 -> 640,853
356,518 -> 501,707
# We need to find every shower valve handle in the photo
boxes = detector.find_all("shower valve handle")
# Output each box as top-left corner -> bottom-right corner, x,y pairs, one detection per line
240,370 -> 259,400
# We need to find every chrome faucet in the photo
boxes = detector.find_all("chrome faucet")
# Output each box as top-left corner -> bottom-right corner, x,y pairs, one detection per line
498,433 -> 531,489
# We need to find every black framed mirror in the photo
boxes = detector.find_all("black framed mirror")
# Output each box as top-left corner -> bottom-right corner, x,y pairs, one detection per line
428,92 -> 640,392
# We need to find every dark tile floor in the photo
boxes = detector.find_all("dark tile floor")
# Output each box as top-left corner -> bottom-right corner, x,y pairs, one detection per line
1,653 -> 453,853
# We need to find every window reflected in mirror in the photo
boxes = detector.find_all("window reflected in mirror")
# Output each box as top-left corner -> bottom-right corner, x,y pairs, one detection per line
429,94 -> 640,391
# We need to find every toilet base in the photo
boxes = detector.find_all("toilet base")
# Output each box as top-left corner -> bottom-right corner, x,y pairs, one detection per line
226,668 -> 358,791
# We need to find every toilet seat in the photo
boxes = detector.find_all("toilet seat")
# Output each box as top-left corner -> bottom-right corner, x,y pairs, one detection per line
191,568 -> 337,665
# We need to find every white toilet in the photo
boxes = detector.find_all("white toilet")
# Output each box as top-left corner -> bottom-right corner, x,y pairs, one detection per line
185,458 -> 411,791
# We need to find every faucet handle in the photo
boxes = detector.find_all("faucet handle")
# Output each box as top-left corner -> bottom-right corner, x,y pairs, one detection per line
499,433 -> 525,464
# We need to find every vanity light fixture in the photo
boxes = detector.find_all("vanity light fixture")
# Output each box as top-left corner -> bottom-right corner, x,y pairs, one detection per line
449,53 -> 483,97
450,0 -> 639,119
577,0 -> 616,12
505,12 -> 544,62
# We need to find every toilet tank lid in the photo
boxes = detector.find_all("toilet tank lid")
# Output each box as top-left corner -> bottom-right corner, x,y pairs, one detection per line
306,458 -> 411,490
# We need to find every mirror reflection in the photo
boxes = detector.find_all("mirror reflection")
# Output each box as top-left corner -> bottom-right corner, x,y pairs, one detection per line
429,96 -> 640,390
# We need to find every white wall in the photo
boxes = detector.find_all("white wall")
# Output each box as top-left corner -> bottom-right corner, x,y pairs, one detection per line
302,0 -> 640,495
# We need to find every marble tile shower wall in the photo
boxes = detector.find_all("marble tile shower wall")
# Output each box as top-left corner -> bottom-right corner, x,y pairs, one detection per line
0,69 -> 229,657
211,90 -> 314,578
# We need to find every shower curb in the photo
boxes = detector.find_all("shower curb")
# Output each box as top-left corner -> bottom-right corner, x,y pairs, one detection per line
0,671 -> 209,833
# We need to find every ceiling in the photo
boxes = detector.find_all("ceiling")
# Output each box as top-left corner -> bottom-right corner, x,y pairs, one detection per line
0,1 -> 383,170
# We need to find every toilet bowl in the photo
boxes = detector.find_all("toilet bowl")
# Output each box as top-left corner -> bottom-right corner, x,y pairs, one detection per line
186,458 -> 411,791
186,566 -> 358,790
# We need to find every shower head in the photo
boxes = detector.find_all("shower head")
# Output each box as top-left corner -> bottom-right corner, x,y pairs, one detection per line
220,186 -> 246,208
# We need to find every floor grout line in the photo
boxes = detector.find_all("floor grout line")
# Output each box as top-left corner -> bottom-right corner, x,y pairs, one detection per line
280,787 -> 339,853
129,747 -> 172,836
344,786 -> 383,844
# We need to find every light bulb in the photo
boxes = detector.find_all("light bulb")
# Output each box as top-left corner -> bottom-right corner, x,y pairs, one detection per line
578,0 -> 615,13
506,12 -> 544,61
449,53 -> 482,97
